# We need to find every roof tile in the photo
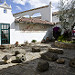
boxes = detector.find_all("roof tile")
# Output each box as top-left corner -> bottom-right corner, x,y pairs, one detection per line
15,17 -> 54,25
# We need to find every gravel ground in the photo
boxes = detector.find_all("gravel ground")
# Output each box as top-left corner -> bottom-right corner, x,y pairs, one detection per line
0,43 -> 75,75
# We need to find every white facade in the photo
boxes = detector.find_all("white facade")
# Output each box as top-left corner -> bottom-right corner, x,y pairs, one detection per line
14,23 -> 53,44
14,2 -> 52,22
0,2 -> 54,45
0,2 -> 60,45
0,2 -> 15,45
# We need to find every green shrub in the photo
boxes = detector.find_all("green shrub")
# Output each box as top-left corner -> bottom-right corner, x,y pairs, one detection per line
31,40 -> 37,43
58,35 -> 74,43
58,35 -> 65,42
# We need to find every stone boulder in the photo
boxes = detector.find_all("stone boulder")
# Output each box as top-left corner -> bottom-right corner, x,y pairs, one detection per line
37,60 -> 49,72
48,48 -> 64,54
11,54 -> 26,63
16,54 -> 26,63
14,51 -> 20,56
14,49 -> 26,55
0,45 -> 6,49
69,58 -> 75,68
2,55 -> 12,63
56,58 -> 65,64
41,52 -> 58,61
32,47 -> 40,52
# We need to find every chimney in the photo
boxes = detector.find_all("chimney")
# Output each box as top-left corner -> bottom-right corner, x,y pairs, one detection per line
49,2 -> 52,22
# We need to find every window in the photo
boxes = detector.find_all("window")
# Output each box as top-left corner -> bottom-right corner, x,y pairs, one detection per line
4,9 -> 7,13
1,24 -> 10,44
2,24 -> 10,29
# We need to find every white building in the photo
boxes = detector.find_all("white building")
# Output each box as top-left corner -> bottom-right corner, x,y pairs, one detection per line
0,2 -> 15,45
0,1 -> 60,45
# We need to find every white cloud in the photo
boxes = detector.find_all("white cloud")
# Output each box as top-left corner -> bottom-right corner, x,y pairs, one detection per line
16,6 -> 22,10
13,0 -> 60,7
28,0 -> 60,8
28,0 -> 60,12
52,6 -> 59,12
13,0 -> 60,12
13,0 -> 27,5
28,0 -> 47,8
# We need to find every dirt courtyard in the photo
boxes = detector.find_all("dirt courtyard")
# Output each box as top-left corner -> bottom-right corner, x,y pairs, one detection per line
0,43 -> 75,75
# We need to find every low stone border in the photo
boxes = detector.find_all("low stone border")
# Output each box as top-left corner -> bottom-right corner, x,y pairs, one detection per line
54,41 -> 75,49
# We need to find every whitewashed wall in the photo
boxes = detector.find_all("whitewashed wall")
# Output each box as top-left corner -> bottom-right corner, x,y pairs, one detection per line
0,2 -> 60,45
0,5 -> 15,45
12,23 -> 52,44
11,30 -> 47,44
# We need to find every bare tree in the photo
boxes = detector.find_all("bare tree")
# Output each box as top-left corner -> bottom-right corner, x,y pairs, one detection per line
58,0 -> 75,29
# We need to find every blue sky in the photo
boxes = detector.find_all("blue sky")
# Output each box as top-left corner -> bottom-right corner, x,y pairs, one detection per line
0,0 -> 60,14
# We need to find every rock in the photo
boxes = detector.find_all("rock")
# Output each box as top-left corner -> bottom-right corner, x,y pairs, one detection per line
56,58 -> 65,64
11,45 -> 15,48
16,54 -> 26,63
41,52 -> 58,61
37,60 -> 49,72
0,45 -> 5,49
48,48 -> 64,54
32,47 -> 40,52
2,55 -> 12,63
11,54 -> 26,63
11,59 -> 22,63
69,58 -> 75,68
5,45 -> 12,49
21,44 -> 26,46
14,49 -> 26,55
14,51 -> 20,56
11,56 -> 16,61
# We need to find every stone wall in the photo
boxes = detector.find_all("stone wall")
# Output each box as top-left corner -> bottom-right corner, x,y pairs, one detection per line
55,41 -> 75,49
18,23 -> 51,31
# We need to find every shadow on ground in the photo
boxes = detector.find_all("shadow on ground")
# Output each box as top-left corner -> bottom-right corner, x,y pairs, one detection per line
0,56 -> 75,75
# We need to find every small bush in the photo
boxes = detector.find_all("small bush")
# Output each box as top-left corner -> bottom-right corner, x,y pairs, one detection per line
31,40 -> 37,43
58,35 -> 73,43
58,35 -> 65,42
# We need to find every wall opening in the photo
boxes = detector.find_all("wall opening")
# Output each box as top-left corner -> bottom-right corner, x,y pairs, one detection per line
31,13 -> 41,19
24,15 -> 29,18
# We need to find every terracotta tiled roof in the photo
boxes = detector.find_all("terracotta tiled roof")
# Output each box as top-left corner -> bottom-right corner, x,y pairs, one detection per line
15,17 -> 54,25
